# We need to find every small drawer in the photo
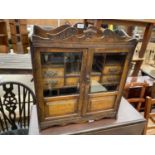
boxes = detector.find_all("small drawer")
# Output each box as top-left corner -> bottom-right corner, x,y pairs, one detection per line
42,67 -> 64,78
45,99 -> 77,116
43,78 -> 64,89
91,76 -> 100,82
66,77 -> 80,86
89,95 -> 116,111
103,65 -> 122,75
102,75 -> 120,84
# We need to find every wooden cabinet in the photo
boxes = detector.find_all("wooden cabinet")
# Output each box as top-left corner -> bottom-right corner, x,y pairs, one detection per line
0,20 -> 8,53
9,19 -> 29,53
31,24 -> 138,129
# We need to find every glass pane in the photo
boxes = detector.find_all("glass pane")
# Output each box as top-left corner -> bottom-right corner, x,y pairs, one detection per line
41,52 -> 64,66
65,52 -> 82,76
41,52 -> 82,97
90,53 -> 126,93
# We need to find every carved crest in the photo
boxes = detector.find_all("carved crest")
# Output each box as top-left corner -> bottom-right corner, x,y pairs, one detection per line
32,24 -> 136,42
47,27 -> 78,40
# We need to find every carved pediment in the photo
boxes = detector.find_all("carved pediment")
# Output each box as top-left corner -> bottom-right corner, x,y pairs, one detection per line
32,24 -> 136,42
47,27 -> 78,40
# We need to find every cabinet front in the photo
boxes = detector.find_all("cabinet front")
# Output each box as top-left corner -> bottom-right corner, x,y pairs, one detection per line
39,49 -> 86,119
84,51 -> 127,115
38,49 -> 128,119
31,25 -> 138,128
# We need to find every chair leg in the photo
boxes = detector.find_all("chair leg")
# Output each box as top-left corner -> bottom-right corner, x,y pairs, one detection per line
137,102 -> 142,111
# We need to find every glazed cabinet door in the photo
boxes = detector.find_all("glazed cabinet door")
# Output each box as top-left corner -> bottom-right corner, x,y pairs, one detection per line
37,48 -> 87,120
83,49 -> 127,117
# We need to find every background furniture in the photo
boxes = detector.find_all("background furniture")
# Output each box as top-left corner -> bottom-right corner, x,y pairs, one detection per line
125,76 -> 155,111
29,97 -> 146,135
144,96 -> 155,134
84,19 -> 155,76
0,53 -> 32,74
136,42 -> 155,66
31,25 -> 138,129
138,42 -> 155,79
0,81 -> 36,134
141,64 -> 155,79
124,81 -> 149,111
0,20 -> 8,53
127,76 -> 155,87
9,19 -> 29,53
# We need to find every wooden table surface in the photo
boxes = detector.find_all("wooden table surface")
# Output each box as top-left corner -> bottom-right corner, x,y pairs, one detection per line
0,53 -> 32,74
29,97 -> 146,135
141,64 -> 155,79
126,76 -> 154,86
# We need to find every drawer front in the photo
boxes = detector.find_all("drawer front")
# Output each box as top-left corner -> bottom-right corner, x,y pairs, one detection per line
66,77 -> 79,86
103,65 -> 122,75
43,78 -> 64,89
89,95 -> 116,112
91,76 -> 100,82
102,75 -> 120,84
46,99 -> 77,117
42,67 -> 64,78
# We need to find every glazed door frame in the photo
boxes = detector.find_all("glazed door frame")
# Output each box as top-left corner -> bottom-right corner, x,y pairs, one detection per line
32,47 -> 88,121
82,48 -> 130,116
32,46 -> 134,125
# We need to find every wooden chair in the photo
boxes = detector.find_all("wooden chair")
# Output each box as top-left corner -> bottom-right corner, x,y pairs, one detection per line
124,81 -> 149,111
144,96 -> 155,134
0,81 -> 36,134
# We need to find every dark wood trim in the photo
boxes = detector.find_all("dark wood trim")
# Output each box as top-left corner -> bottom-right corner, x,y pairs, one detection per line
0,69 -> 32,74
82,48 -> 94,115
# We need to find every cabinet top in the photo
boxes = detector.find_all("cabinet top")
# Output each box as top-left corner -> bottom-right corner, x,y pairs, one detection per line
31,25 -> 138,48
